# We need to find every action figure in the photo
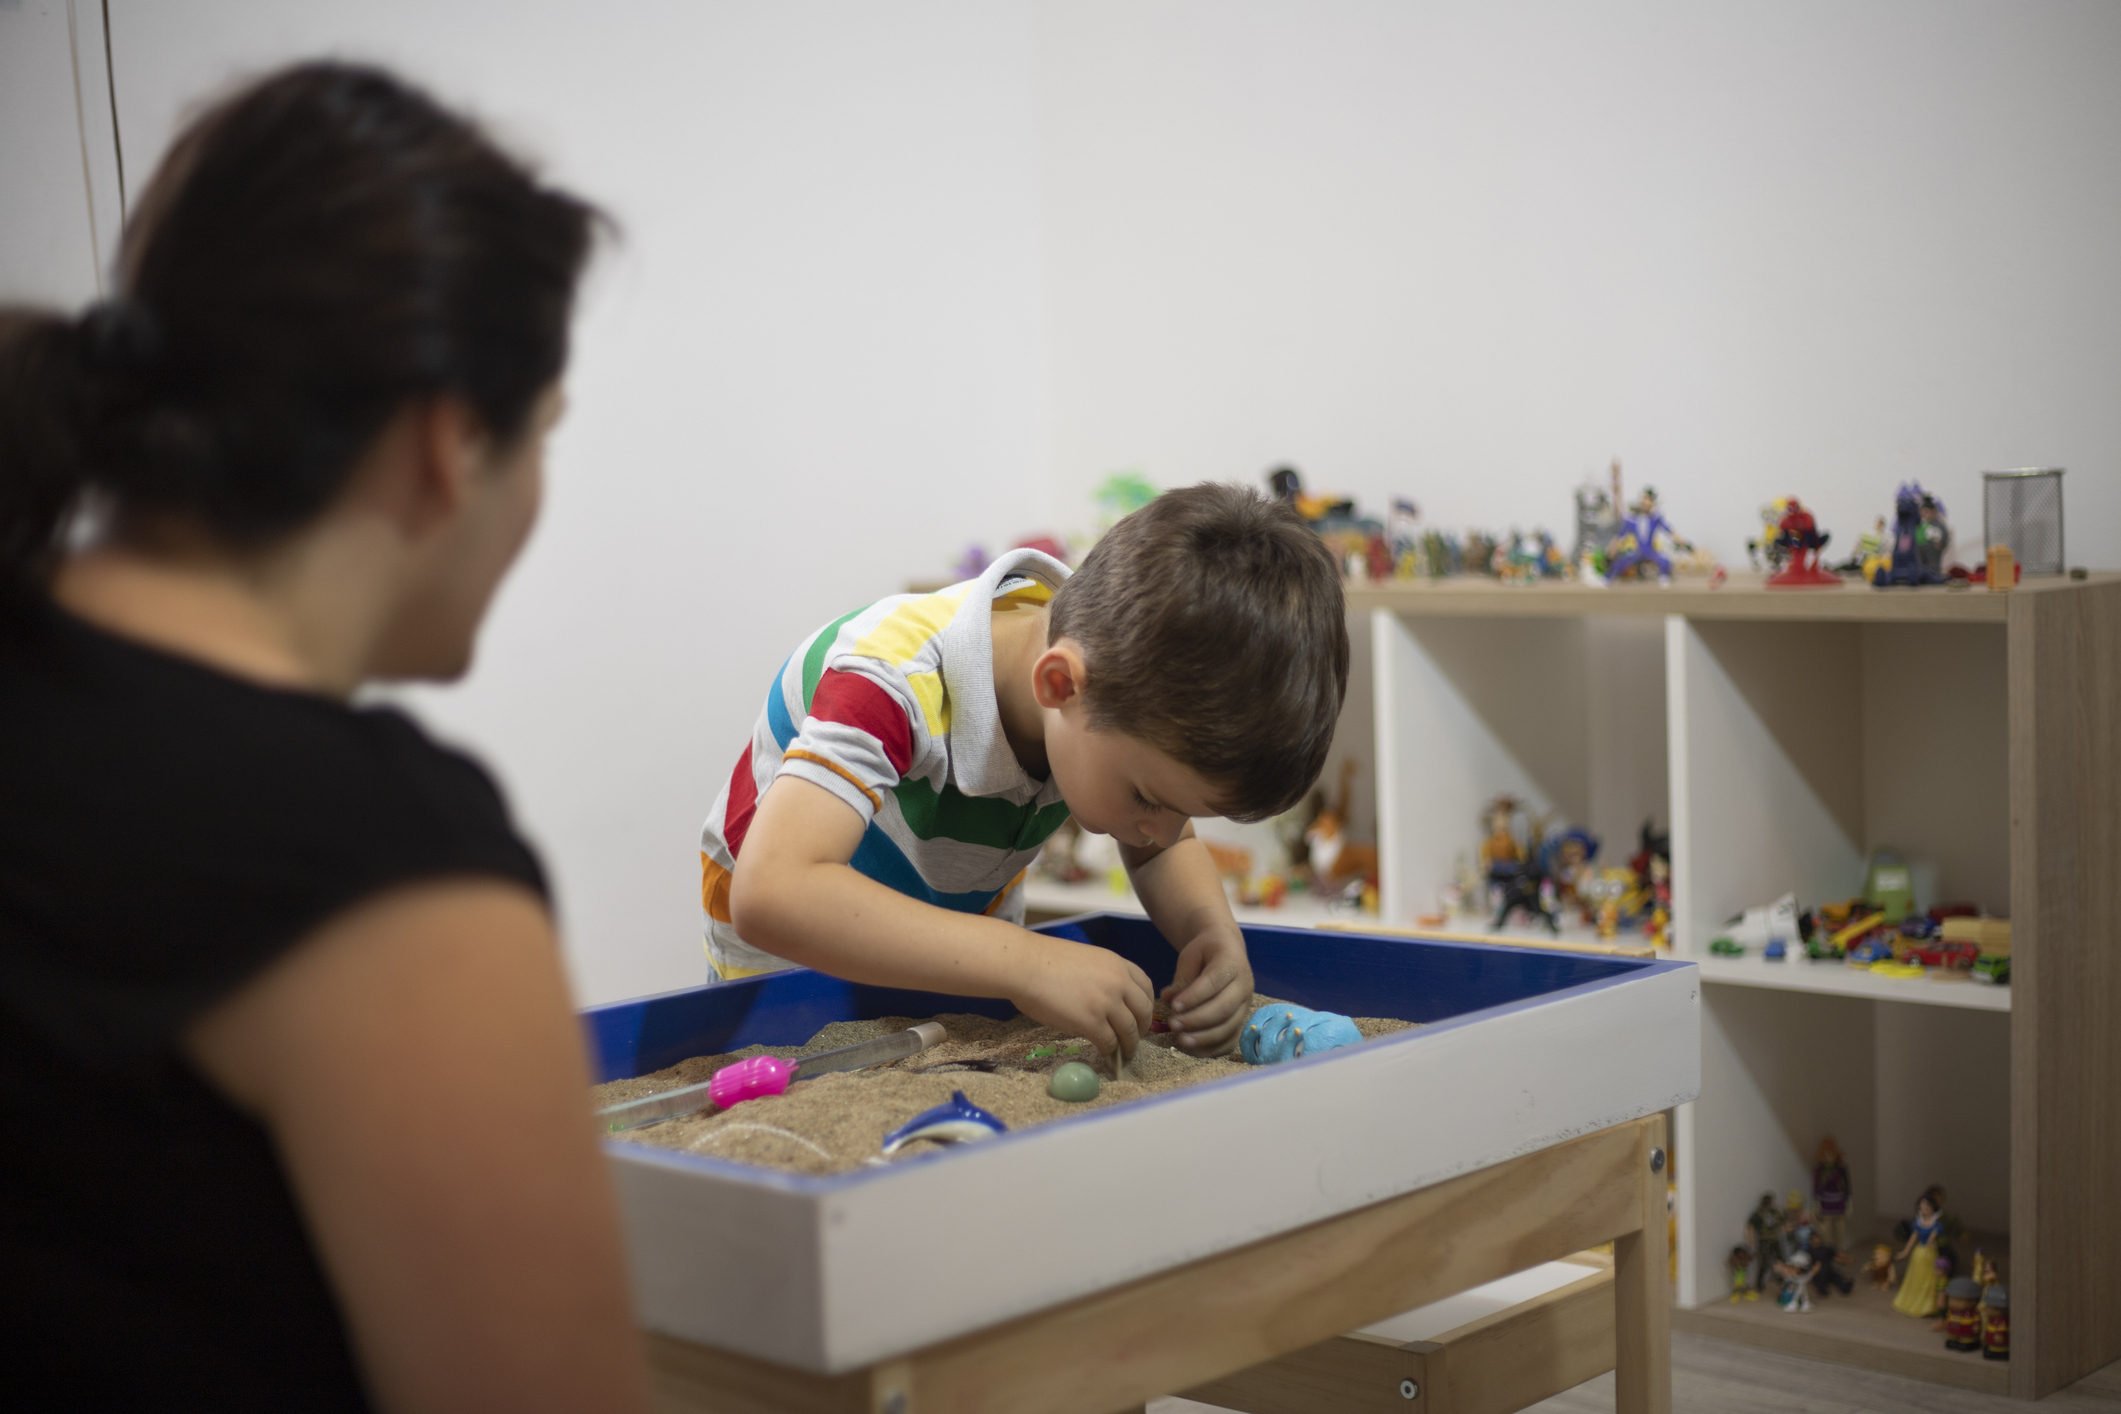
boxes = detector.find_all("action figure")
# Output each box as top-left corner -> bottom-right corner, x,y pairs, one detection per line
1540,827 -> 1601,921
1916,491 -> 1952,577
1491,853 -> 1560,934
1774,1250 -> 1816,1313
1727,1246 -> 1759,1301
1942,1278 -> 1984,1350
1871,483 -> 1948,587
1767,497 -> 1839,587
1745,1193 -> 1785,1292
1893,1186 -> 1950,1316
1981,1286 -> 2009,1361
1477,796 -> 1524,875
1603,487 -> 1691,586
1812,1137 -> 1852,1252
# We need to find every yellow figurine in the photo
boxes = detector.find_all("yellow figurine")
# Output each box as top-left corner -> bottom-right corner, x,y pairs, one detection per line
1893,1186 -> 1949,1317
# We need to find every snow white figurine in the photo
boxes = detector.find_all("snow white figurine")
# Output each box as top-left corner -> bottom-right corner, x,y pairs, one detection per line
1893,1186 -> 1950,1316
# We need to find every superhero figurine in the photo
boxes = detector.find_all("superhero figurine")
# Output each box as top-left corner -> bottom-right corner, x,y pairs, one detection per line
1603,487 -> 1689,586
1767,497 -> 1839,587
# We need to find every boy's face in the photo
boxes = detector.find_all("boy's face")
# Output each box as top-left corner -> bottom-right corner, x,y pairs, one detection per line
1047,716 -> 1225,849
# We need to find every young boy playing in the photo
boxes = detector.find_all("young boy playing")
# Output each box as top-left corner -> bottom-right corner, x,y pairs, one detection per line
698,483 -> 1348,1061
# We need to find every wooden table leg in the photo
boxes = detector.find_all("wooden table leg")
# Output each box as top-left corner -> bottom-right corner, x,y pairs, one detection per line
1611,1116 -> 1671,1414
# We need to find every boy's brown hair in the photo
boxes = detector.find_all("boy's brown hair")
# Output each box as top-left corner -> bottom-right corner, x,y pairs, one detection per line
1047,482 -> 1348,821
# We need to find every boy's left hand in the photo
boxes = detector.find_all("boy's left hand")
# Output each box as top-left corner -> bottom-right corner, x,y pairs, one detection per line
1160,927 -> 1253,1056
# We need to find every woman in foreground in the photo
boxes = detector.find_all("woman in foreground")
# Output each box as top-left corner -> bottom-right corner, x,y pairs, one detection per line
0,64 -> 653,1412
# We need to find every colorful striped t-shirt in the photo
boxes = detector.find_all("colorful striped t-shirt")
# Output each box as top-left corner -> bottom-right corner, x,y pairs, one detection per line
698,548 -> 1074,979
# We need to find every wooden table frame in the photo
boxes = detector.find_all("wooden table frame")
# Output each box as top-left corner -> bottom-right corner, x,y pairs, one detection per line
646,1116 -> 1671,1414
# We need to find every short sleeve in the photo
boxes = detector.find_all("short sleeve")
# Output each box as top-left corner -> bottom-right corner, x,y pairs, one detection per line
776,662 -> 925,822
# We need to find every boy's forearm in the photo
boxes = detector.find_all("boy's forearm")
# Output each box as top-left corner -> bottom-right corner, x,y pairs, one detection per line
733,858 -> 1034,999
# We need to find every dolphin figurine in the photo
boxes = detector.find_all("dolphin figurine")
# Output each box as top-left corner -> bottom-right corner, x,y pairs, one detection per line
879,1090 -> 1008,1156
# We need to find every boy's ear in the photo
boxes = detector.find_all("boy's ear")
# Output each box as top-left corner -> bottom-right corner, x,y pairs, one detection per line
1029,640 -> 1088,710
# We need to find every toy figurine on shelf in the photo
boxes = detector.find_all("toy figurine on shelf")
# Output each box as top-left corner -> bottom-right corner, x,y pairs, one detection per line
1477,795 -> 1525,875
1807,1231 -> 1854,1301
1866,1244 -> 1897,1290
1603,487 -> 1692,586
1727,1246 -> 1758,1301
1621,822 -> 1671,944
1767,497 -> 1841,587
1573,467 -> 1623,580
1492,852 -> 1560,934
1893,1186 -> 1950,1317
1304,761 -> 1378,894
1774,1251 -> 1816,1313
1745,1193 -> 1785,1292
1812,1137 -> 1852,1251
1982,1286 -> 2009,1360
1870,483 -> 1950,587
1539,827 -> 1601,920
1942,1277 -> 1984,1351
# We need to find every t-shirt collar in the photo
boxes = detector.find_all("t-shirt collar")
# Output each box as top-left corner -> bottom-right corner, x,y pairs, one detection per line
939,547 -> 1069,804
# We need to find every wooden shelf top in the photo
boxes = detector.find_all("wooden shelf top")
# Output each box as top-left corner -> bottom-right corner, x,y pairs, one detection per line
1346,569 -> 2117,623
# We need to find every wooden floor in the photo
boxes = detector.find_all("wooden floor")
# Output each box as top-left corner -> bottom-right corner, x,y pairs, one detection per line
1152,1332 -> 2121,1414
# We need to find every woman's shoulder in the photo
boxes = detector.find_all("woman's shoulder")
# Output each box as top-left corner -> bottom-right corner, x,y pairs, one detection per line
0,595 -> 547,1063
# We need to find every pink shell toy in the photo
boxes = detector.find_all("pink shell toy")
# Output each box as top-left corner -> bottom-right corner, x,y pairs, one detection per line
708,1056 -> 796,1109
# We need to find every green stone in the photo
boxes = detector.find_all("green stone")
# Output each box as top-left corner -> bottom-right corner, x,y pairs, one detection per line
1048,1061 -> 1101,1103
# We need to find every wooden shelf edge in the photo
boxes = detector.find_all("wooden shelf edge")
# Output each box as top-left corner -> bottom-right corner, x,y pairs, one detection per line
1345,569 -> 2116,623
1674,1303 -> 2009,1395
1690,956 -> 2012,1012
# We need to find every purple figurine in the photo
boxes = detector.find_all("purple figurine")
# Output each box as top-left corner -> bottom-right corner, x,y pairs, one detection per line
1604,487 -> 1687,585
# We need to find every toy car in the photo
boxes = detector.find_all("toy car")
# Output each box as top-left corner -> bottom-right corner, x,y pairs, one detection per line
1903,938 -> 1980,970
1764,938 -> 1788,961
1972,955 -> 2011,985
1847,936 -> 1895,966
1709,937 -> 1745,957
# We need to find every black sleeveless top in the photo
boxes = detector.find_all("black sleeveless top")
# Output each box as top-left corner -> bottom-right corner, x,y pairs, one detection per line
0,593 -> 547,1410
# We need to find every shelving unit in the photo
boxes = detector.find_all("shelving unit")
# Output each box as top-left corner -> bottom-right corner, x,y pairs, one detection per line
1356,570 -> 2120,1401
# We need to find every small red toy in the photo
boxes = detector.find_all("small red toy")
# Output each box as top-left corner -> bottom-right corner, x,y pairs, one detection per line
1767,499 -> 1841,587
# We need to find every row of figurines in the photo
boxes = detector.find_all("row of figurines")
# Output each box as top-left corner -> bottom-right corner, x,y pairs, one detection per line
1270,463 -> 2014,590
1425,796 -> 1669,943
1729,1143 -> 2007,1358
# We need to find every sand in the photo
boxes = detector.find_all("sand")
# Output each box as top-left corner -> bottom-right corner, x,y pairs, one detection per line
590,998 -> 1415,1176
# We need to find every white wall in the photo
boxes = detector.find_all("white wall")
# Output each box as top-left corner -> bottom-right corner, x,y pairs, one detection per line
0,0 -> 120,303
98,0 -> 1053,1004
1037,0 -> 2121,571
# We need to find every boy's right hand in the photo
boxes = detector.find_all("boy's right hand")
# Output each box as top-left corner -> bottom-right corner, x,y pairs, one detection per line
1011,934 -> 1154,1063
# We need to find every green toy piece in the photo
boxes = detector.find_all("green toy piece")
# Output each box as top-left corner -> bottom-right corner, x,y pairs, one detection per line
1863,849 -> 1915,925
1047,1061 -> 1101,1103
1709,936 -> 1744,957
1027,1046 -> 1056,1060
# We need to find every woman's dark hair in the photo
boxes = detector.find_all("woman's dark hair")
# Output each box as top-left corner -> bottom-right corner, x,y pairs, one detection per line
1046,482 -> 1349,821
0,62 -> 600,583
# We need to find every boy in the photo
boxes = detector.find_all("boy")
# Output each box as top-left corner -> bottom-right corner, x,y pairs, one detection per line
699,483 -> 1348,1061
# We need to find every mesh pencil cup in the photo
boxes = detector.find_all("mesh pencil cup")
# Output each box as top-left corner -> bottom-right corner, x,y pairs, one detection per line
1982,468 -> 2065,576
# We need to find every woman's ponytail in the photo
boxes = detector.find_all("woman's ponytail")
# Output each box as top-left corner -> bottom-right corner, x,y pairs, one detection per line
0,310 -> 93,585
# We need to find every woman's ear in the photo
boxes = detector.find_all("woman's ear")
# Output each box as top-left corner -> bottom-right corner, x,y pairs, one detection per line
1029,639 -> 1088,710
